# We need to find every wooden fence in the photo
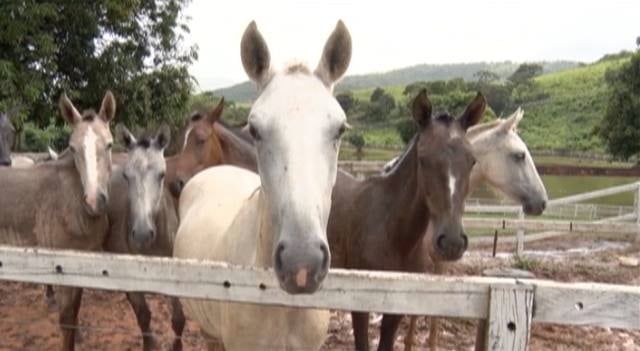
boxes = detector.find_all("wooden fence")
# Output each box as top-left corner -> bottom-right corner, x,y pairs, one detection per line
0,246 -> 638,351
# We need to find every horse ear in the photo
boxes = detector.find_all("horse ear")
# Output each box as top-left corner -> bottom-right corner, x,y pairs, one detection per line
412,89 -> 432,128
241,21 -> 271,87
154,124 -> 171,150
315,20 -> 352,89
59,93 -> 82,125
207,97 -> 225,124
116,124 -> 136,150
500,107 -> 524,133
458,92 -> 486,131
98,91 -> 116,123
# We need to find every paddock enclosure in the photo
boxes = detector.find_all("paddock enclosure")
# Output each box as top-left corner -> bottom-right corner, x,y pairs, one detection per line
0,177 -> 638,350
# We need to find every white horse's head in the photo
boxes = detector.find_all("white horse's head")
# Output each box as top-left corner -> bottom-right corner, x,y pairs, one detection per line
241,21 -> 351,293
469,108 -> 548,215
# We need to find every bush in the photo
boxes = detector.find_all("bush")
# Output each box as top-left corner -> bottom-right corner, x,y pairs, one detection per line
21,122 -> 71,152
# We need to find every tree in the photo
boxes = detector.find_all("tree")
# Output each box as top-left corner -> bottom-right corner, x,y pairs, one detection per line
336,92 -> 356,113
345,132 -> 365,160
508,63 -> 543,85
0,1 -> 196,148
365,87 -> 395,121
396,119 -> 416,144
474,70 -> 500,83
597,51 -> 640,160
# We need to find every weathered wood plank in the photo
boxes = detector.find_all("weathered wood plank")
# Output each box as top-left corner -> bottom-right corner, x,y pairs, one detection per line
547,182 -> 639,207
485,285 -> 534,351
0,246 -> 638,329
463,218 -> 639,234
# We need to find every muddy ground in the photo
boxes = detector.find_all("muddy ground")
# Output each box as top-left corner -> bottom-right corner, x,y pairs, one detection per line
1,233 -> 638,351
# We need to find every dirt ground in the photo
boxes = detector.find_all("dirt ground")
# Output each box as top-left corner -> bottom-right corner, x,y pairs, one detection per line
0,233 -> 638,351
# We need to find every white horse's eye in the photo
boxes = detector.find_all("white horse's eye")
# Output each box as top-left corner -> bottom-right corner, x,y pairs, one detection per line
512,152 -> 526,162
249,124 -> 261,141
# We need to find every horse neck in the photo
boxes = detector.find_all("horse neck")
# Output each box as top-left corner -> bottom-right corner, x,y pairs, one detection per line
466,125 -> 496,193
153,188 -> 179,256
378,138 -> 430,251
214,124 -> 258,172
256,189 -> 274,267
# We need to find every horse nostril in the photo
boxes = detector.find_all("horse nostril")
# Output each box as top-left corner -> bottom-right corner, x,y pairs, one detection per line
461,233 -> 469,249
150,230 -> 156,241
541,201 -> 547,211
436,234 -> 446,250
275,243 -> 285,271
320,243 -> 329,269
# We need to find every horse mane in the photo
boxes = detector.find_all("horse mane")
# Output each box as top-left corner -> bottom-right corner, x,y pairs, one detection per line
383,135 -> 417,176
217,119 -> 254,145
284,62 -> 311,75
466,119 -> 503,139
81,110 -> 98,122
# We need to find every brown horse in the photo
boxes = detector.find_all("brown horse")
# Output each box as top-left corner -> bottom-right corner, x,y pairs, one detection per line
168,98 -> 257,197
0,91 -> 116,351
328,89 -> 485,351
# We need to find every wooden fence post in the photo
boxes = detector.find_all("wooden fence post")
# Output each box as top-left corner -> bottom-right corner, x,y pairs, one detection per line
516,209 -> 525,256
483,284 -> 534,351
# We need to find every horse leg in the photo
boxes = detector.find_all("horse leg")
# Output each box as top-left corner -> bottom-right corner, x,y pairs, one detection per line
58,287 -> 83,351
202,330 -> 225,351
352,311 -> 371,351
125,292 -> 156,351
428,317 -> 440,350
404,316 -> 418,350
45,285 -> 58,310
170,297 -> 186,351
376,314 -> 403,351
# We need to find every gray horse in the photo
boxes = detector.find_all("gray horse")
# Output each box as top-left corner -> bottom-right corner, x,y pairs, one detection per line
0,111 -> 15,166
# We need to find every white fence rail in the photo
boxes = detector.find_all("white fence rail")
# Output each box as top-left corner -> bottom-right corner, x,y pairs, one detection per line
0,246 -> 638,351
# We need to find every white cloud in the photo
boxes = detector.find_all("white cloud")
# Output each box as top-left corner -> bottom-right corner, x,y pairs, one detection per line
185,0 -> 640,90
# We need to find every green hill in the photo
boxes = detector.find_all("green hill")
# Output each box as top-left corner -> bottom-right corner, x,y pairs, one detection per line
214,61 -> 578,102
342,55 -> 631,153
516,57 -> 630,151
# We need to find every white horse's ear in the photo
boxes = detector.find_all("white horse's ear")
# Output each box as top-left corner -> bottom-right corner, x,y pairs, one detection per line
116,124 -> 137,150
315,20 -> 352,89
500,107 -> 524,133
241,21 -> 272,88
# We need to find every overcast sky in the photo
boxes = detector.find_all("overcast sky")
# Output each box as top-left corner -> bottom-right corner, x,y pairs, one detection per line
183,0 -> 639,91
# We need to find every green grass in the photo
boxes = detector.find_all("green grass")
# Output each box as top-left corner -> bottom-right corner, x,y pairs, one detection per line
518,58 -> 630,151
351,85 -> 406,102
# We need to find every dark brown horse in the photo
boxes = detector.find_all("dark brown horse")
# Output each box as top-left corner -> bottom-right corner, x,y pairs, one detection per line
0,92 -> 116,351
328,89 -> 485,351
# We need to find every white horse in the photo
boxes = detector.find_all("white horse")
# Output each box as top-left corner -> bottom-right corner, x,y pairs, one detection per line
173,21 -> 352,351
383,107 -> 547,215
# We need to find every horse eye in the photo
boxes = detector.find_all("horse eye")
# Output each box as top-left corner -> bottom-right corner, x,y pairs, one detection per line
106,142 -> 113,150
158,172 -> 165,181
513,152 -> 526,162
471,158 -> 477,166
336,124 -> 348,140
69,146 -> 76,153
195,138 -> 205,146
249,124 -> 261,141
122,172 -> 129,182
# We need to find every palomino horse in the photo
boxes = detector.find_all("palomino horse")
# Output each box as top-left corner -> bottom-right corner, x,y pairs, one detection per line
0,91 -> 116,351
0,111 -> 14,166
328,89 -> 485,351
168,98 -> 257,197
173,20 -> 352,351
390,107 -> 548,350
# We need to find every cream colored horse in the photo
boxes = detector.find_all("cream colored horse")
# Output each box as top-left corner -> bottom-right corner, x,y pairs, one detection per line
173,20 -> 352,351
